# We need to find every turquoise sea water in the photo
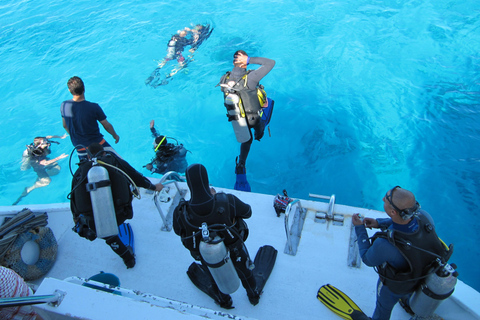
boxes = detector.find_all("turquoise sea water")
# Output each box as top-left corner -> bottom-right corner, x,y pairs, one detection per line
1,0 -> 479,291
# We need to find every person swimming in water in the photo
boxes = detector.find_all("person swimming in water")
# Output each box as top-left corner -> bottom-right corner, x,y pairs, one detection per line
145,24 -> 213,87
157,29 -> 194,72
144,120 -> 189,174
13,134 -> 68,205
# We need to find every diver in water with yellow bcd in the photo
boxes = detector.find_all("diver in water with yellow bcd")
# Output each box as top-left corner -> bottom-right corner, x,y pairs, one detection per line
219,51 -> 275,191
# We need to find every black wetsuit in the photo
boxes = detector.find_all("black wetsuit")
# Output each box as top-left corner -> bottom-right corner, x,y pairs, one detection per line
225,57 -> 275,165
70,152 -> 157,266
173,164 -> 258,302
147,126 -> 188,174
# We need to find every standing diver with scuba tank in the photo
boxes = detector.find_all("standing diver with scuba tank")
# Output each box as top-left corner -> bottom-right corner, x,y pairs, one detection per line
219,51 -> 275,192
349,186 -> 456,320
173,163 -> 277,308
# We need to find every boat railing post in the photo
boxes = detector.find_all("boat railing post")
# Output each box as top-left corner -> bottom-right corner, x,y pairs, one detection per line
310,194 -> 342,225
327,194 -> 336,220
284,199 -> 300,251
154,172 -> 186,231
284,200 -> 307,256
309,193 -> 336,220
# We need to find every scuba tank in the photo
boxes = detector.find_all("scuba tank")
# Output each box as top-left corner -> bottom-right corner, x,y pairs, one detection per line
199,223 -> 240,294
86,165 -> 119,239
224,93 -> 251,143
166,37 -> 177,57
409,260 -> 458,317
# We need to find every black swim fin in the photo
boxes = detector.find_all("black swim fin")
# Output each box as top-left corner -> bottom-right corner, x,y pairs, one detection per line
317,284 -> 370,320
145,67 -> 162,86
118,223 -> 134,254
186,262 -> 234,309
252,245 -> 277,294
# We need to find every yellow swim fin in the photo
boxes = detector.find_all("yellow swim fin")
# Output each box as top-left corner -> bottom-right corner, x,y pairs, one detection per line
317,284 -> 370,320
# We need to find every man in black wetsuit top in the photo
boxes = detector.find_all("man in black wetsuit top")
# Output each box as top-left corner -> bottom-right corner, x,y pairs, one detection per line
221,51 -> 275,173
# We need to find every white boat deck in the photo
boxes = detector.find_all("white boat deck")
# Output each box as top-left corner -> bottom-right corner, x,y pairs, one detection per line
2,178 -> 480,320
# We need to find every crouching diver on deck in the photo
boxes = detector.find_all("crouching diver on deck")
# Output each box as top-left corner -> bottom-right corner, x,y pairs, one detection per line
69,143 -> 163,269
173,164 -> 277,308
351,186 -> 455,320
219,51 -> 275,192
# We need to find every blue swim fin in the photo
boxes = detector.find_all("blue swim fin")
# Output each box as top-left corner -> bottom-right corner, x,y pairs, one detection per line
118,223 -> 134,254
234,173 -> 251,192
234,162 -> 251,192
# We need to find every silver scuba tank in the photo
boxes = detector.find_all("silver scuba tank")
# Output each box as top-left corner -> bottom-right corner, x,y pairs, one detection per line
86,165 -> 119,239
199,224 -> 240,294
224,93 -> 251,143
409,261 -> 458,317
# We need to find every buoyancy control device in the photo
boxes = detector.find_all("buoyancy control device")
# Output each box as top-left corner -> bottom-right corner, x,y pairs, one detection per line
409,260 -> 458,317
199,223 -> 240,294
220,71 -> 270,143
86,165 -> 119,239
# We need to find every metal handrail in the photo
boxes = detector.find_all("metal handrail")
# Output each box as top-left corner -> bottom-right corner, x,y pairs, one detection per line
0,290 -> 65,308
327,194 -> 336,218
158,171 -> 185,184
309,193 -> 336,219
308,193 -> 330,200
